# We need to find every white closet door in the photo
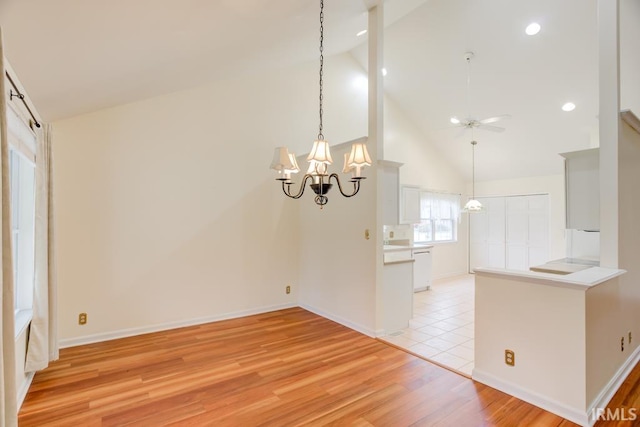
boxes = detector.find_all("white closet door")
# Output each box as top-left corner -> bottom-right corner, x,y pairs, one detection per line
487,197 -> 506,268
469,204 -> 489,272
506,195 -> 549,270
527,195 -> 549,267
506,197 -> 528,270
470,195 -> 548,272
469,197 -> 506,272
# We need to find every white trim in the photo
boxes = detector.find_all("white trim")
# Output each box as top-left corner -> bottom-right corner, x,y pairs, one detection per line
298,303 -> 376,338
14,309 -> 33,338
17,372 -> 35,410
58,303 -> 296,348
586,345 -> 640,426
472,368 -> 589,426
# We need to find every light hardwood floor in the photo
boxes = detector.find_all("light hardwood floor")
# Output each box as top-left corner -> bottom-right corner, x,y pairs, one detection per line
18,308 -> 637,426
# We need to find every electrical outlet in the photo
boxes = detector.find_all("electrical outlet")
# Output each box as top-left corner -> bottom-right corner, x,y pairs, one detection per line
505,349 -> 515,366
286,285 -> 291,294
621,337 -> 625,352
78,312 -> 87,325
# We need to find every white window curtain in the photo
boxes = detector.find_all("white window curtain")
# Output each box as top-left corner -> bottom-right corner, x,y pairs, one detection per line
0,27 -> 19,427
419,191 -> 461,222
25,123 -> 58,372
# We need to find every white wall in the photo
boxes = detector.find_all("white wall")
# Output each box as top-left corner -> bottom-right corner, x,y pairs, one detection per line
600,115 -> 640,403
384,97 -> 468,280
584,0 -> 640,415
297,142 -> 377,335
474,175 -> 566,261
53,53 -> 368,344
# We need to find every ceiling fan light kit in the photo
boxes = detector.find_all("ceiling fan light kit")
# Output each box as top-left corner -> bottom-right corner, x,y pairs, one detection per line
452,51 -> 508,214
451,51 -> 510,134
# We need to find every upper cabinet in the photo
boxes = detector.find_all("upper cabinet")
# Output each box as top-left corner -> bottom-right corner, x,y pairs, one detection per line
400,185 -> 421,224
560,148 -> 599,231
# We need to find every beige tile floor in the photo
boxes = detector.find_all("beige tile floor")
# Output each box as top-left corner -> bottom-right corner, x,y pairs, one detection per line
380,274 -> 475,377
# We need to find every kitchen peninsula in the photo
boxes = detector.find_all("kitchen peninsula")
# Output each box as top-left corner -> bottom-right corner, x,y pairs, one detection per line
473,266 -> 627,425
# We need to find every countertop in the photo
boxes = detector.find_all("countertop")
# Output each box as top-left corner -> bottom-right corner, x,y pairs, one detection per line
529,258 -> 600,275
383,244 -> 434,252
474,266 -> 626,290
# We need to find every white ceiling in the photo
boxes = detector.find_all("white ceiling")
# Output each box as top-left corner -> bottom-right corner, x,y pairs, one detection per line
352,0 -> 599,182
1,0 -> 599,182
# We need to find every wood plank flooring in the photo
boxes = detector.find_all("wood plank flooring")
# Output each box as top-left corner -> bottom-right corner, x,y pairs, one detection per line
17,308 -> 636,426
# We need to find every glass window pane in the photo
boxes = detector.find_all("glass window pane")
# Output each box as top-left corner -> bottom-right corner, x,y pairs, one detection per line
413,221 -> 433,243
434,219 -> 454,241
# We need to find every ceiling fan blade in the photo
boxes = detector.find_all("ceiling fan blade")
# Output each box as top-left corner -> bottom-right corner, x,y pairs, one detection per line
477,123 -> 506,133
479,114 -> 511,124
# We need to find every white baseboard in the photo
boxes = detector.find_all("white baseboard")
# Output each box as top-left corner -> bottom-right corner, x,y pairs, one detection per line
17,372 -> 35,410
59,303 -> 297,348
586,344 -> 640,426
298,303 -> 376,338
472,368 -> 589,426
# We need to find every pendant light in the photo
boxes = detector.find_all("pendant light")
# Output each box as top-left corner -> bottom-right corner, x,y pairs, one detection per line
463,139 -> 483,212
269,0 -> 371,208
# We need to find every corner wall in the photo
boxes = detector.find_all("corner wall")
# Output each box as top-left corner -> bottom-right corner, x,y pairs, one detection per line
590,118 -> 640,406
52,53 -> 367,344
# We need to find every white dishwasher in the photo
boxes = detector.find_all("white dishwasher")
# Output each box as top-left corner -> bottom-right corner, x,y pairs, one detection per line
412,247 -> 432,292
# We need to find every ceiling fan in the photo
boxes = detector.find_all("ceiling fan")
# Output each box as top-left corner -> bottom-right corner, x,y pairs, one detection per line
450,52 -> 510,133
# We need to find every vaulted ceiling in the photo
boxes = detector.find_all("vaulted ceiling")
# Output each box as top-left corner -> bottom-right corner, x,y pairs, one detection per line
0,0 -> 598,182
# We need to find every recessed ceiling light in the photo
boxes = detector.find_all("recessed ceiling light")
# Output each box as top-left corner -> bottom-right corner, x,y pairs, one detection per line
450,117 -> 460,124
356,29 -> 367,37
525,22 -> 541,36
562,102 -> 576,112
381,68 -> 388,76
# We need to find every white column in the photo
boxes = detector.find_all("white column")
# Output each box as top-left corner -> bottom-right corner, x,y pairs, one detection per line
368,2 -> 386,335
598,0 -> 620,268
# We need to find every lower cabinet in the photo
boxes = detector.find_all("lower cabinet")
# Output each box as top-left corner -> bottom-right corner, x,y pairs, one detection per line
470,194 -> 549,272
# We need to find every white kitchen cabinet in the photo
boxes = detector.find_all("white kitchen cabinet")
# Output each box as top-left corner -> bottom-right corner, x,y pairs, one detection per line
400,185 -> 421,224
380,160 -> 403,225
560,148 -> 599,231
412,247 -> 432,291
382,260 -> 414,333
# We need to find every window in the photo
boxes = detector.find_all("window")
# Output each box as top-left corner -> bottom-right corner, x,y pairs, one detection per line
7,105 -> 37,325
413,191 -> 460,243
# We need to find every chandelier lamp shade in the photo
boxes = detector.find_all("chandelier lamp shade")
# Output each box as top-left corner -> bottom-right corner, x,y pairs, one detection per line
269,0 -> 371,208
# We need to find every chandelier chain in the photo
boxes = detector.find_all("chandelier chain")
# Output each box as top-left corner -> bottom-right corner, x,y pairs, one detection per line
318,0 -> 324,140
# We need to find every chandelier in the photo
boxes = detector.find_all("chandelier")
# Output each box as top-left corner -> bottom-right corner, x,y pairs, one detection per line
269,0 -> 371,208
